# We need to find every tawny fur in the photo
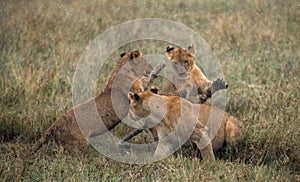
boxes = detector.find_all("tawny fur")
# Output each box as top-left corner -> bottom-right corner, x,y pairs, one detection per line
161,45 -> 227,103
128,90 -> 242,160
29,50 -> 152,154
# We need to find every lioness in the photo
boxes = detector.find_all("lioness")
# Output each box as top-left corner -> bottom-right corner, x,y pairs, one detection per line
126,88 -> 242,160
162,44 -> 228,103
30,50 -> 153,153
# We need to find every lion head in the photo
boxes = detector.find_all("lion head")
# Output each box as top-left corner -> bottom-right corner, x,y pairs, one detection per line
165,45 -> 196,77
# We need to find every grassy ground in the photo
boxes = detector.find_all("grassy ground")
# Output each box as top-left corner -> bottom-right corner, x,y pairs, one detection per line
1,0 -> 299,181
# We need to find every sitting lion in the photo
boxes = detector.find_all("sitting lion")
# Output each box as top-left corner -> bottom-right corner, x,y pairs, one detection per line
161,44 -> 228,103
125,88 -> 242,160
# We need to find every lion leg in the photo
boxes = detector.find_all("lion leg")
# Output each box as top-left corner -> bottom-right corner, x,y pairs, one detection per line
193,129 -> 215,161
153,129 -> 175,158
185,86 -> 204,104
153,139 -> 175,159
197,78 -> 228,103
196,142 -> 215,161
149,127 -> 159,142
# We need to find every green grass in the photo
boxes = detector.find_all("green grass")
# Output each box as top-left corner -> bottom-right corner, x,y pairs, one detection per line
1,0 -> 299,181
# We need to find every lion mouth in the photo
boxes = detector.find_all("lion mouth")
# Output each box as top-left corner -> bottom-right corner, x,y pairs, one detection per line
128,111 -> 142,121
177,72 -> 188,77
175,65 -> 188,77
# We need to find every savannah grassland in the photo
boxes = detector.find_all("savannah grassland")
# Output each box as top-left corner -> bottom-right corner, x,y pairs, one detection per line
0,0 -> 299,181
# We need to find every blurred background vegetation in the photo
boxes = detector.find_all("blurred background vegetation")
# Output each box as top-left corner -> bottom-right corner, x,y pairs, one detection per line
0,0 -> 299,181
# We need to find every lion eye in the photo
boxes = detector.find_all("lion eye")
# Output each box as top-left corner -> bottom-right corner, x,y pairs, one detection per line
183,60 -> 189,66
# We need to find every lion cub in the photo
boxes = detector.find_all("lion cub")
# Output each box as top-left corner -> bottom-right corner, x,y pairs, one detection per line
127,88 -> 241,160
162,45 -> 228,103
30,50 -> 152,154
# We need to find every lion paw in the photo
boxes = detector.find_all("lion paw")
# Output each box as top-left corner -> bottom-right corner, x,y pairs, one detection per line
211,78 -> 228,94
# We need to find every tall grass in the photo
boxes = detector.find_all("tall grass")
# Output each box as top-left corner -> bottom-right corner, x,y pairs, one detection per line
0,0 -> 299,180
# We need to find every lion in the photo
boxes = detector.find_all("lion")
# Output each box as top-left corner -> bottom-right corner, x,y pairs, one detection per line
161,44 -> 228,103
124,88 -> 242,160
29,50 -> 153,154
118,45 -> 230,147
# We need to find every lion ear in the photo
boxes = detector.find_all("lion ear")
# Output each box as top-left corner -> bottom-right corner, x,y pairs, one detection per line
150,86 -> 159,94
165,45 -> 175,59
120,51 -> 127,58
128,92 -> 134,100
128,92 -> 140,101
187,44 -> 196,57
130,50 -> 142,59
